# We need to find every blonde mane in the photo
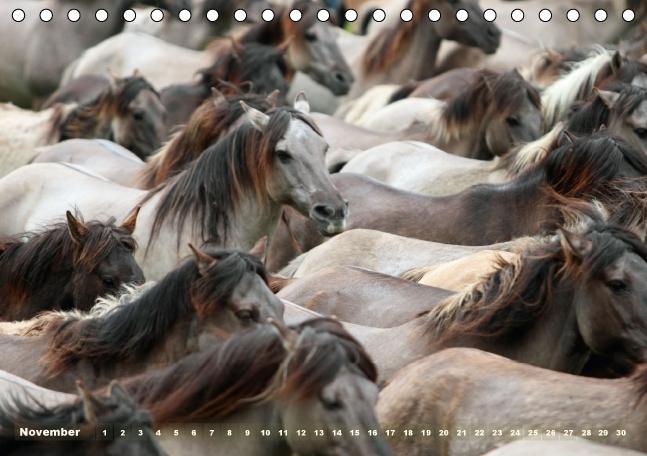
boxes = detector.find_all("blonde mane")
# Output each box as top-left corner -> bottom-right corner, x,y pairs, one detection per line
541,47 -> 615,128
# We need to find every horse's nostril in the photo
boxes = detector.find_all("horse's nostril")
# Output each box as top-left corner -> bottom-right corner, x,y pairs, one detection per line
313,204 -> 335,219
334,72 -> 346,83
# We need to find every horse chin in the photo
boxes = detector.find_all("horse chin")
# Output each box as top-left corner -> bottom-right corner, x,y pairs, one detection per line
315,218 -> 346,237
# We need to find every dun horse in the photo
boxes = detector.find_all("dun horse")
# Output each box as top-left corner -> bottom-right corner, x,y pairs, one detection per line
0,98 -> 347,280
378,348 -> 647,455
121,318 -> 390,456
0,75 -> 165,176
284,216 -> 647,382
0,243 -> 283,392
0,209 -> 143,321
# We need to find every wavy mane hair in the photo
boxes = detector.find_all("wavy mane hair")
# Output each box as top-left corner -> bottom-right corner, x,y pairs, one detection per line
427,216 -> 647,344
122,318 -> 377,423
138,91 -> 279,188
439,69 -> 541,140
0,215 -> 136,303
34,248 -> 266,376
362,0 -> 429,74
141,106 -> 321,249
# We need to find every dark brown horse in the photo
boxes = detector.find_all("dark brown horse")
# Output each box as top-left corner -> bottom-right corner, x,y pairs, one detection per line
378,348 -> 647,455
283,216 -> 647,382
268,132 -> 647,271
0,209 -> 143,321
0,243 -> 283,392
0,381 -> 163,455
120,318 -> 390,455
160,40 -> 290,130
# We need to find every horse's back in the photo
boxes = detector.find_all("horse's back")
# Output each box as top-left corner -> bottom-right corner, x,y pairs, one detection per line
0,162 -> 144,236
0,369 -> 75,409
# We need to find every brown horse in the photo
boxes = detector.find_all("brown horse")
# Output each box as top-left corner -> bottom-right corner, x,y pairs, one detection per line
0,209 -> 143,321
268,132 -> 647,270
378,348 -> 647,455
0,74 -> 165,174
0,380 -> 163,455
284,215 -> 647,382
350,0 -> 500,96
0,243 -> 283,392
160,41 -> 290,130
120,318 -> 390,456
34,90 -> 280,189
275,266 -> 454,327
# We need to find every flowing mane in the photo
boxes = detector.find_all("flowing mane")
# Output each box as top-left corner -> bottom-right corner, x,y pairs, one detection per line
142,106 -> 321,249
137,91 -> 278,188
362,0 -> 428,74
48,76 -> 158,142
0,214 -> 136,303
32,248 -> 266,376
202,40 -> 291,93
567,83 -> 647,134
122,318 -> 377,423
500,122 -> 565,176
426,217 -> 647,342
541,47 -> 619,127
436,69 -> 541,143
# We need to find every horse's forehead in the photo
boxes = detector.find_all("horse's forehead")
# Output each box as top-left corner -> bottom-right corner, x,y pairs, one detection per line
131,89 -> 163,111
278,119 -> 325,152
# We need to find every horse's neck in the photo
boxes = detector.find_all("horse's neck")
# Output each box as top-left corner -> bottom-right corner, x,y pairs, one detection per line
56,0 -> 132,41
382,21 -> 442,85
137,189 -> 282,280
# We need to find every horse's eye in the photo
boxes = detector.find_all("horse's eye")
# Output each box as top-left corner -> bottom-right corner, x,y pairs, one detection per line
276,150 -> 293,163
121,240 -> 135,252
607,279 -> 628,293
102,276 -> 116,288
635,128 -> 647,139
321,397 -> 343,410
235,309 -> 256,322
304,31 -> 317,42
506,116 -> 520,127
132,110 -> 144,121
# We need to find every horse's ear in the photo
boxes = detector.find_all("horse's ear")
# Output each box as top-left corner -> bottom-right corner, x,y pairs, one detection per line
211,87 -> 227,105
559,229 -> 593,261
132,68 -> 142,78
121,205 -> 141,234
188,243 -> 216,275
240,101 -> 270,131
106,68 -> 119,91
610,51 -> 623,74
277,36 -> 293,54
266,90 -> 281,107
595,89 -> 620,110
66,210 -> 89,245
249,236 -> 268,262
75,380 -> 98,425
108,381 -> 134,405
294,92 -> 310,114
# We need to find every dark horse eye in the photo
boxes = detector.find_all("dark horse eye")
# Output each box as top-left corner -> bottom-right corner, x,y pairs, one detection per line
276,150 -> 293,163
304,31 -> 317,42
506,116 -> 521,127
321,397 -> 343,410
235,309 -> 256,322
635,128 -> 647,139
607,279 -> 628,293
132,110 -> 145,121
102,277 -> 116,288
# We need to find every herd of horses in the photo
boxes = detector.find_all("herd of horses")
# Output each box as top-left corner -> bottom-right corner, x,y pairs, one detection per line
0,0 -> 647,455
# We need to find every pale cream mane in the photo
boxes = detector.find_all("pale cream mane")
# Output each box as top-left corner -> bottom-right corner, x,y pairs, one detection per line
505,122 -> 565,175
541,47 -> 613,128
